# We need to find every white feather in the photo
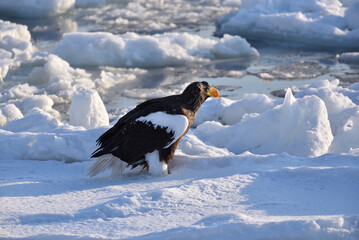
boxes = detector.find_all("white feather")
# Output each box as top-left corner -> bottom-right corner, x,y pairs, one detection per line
145,150 -> 168,176
136,112 -> 188,147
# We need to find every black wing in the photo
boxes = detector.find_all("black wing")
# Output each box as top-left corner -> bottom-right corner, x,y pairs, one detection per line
91,96 -> 181,166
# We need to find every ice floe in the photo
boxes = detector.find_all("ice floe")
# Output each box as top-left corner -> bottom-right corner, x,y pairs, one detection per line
53,32 -> 259,68
216,0 -> 359,50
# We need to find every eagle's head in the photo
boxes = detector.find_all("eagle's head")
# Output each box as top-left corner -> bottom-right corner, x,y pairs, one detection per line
181,81 -> 219,111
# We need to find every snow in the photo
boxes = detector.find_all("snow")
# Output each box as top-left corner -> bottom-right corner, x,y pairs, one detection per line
0,0 -> 75,18
216,0 -> 359,50
69,87 -> 109,129
1,153 -> 358,239
52,32 -> 259,68
136,112 -> 189,148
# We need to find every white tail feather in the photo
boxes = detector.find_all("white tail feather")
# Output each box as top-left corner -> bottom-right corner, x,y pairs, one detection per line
88,154 -> 127,177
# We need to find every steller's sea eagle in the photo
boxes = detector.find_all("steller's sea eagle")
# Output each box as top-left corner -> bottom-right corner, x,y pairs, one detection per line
89,81 -> 219,176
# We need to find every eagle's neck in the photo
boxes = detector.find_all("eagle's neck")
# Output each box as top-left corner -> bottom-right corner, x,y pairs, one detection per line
181,94 -> 207,113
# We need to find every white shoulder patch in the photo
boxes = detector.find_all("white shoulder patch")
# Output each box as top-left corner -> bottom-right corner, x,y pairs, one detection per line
136,111 -> 189,148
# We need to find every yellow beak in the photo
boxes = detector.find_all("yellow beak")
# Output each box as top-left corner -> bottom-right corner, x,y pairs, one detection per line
207,87 -> 220,99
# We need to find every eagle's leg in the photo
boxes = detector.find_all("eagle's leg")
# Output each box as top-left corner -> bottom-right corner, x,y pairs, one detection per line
145,150 -> 168,176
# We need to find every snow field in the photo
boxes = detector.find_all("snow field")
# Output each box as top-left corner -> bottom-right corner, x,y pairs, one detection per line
0,152 -> 358,239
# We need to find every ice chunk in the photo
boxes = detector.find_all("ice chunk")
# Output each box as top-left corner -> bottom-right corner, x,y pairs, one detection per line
0,104 -> 23,126
0,58 -> 13,81
0,20 -> 34,80
216,0 -> 359,49
330,109 -> 359,153
21,95 -> 54,113
69,87 -> 109,129
28,54 -> 90,85
222,93 -> 275,125
337,52 -> 359,64
211,34 -> 259,59
0,20 -> 30,41
0,0 -> 75,18
27,54 -> 94,105
295,79 -> 356,135
0,84 -> 38,102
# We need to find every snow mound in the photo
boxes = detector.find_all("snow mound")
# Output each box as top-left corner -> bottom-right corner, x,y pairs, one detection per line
193,79 -> 359,156
69,87 -> 109,129
53,32 -> 259,68
0,0 -> 75,18
194,89 -> 333,157
0,127 -> 103,161
216,0 -> 359,50
3,108 -> 62,133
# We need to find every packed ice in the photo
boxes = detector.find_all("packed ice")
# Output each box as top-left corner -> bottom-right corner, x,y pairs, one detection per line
1,0 -> 359,239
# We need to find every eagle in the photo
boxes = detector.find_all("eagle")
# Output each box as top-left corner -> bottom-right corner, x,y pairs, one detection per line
88,81 -> 219,177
